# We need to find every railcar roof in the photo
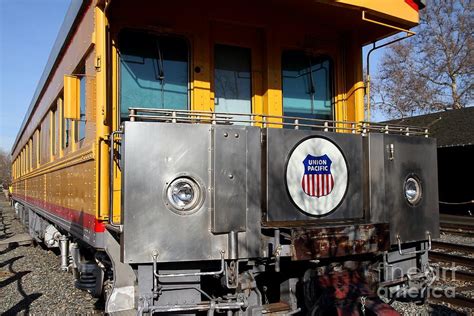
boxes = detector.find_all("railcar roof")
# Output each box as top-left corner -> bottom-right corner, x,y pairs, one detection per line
385,107 -> 474,148
10,0 -> 85,155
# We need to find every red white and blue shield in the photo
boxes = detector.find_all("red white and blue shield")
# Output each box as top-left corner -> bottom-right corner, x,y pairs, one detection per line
301,154 -> 334,198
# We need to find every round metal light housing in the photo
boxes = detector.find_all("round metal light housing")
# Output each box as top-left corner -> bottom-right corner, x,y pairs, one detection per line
166,177 -> 201,211
404,177 -> 422,205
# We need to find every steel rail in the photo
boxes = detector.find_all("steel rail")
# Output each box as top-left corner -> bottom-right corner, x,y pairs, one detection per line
432,240 -> 474,253
429,251 -> 474,269
429,293 -> 474,309
438,268 -> 474,282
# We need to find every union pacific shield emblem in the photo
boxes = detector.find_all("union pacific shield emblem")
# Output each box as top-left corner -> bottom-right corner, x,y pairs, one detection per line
301,154 -> 334,197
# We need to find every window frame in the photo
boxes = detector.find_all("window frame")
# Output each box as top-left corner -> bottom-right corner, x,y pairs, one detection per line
117,29 -> 191,124
280,50 -> 335,121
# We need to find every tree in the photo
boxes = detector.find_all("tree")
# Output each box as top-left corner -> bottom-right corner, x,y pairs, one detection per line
372,0 -> 473,118
0,149 -> 12,189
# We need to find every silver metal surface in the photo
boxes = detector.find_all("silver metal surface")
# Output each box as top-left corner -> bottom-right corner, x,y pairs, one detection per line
365,134 -> 387,223
44,224 -> 60,248
211,126 -> 248,233
382,135 -> 440,243
228,231 -> 238,260
153,253 -> 224,278
104,230 -> 136,314
264,128 -> 364,222
59,235 -> 69,271
122,122 -> 262,263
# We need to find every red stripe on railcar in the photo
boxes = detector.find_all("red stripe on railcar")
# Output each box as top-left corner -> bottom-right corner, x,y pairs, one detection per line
405,0 -> 419,11
14,195 -> 105,233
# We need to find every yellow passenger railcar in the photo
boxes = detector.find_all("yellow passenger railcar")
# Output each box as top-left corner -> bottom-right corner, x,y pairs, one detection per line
12,0 -> 439,314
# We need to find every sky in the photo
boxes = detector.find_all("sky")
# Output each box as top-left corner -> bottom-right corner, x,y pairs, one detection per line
0,0 -> 71,153
0,0 -> 389,153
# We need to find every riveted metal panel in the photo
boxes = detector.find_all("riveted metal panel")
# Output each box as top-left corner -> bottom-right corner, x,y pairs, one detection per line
211,125 -> 262,258
212,126 -> 249,233
264,128 -> 364,223
366,134 -> 388,223
382,135 -> 439,243
122,122 -> 227,263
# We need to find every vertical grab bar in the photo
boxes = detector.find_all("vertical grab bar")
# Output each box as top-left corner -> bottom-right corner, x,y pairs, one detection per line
109,129 -> 124,229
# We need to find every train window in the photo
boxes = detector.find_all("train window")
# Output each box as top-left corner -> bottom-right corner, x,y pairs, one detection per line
62,97 -> 70,149
51,107 -> 56,156
55,105 -> 60,155
41,117 -> 50,164
214,44 -> 252,123
26,144 -> 29,172
281,51 -> 333,123
77,66 -> 86,141
32,133 -> 36,168
119,30 -> 189,120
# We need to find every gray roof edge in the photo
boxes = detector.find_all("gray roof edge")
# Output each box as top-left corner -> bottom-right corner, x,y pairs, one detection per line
11,0 -> 85,156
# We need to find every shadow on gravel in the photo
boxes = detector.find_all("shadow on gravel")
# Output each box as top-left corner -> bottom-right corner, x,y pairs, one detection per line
429,303 -> 469,315
0,246 -> 14,256
0,255 -> 23,268
1,293 -> 43,316
0,205 -> 43,316
0,210 -> 13,240
0,256 -> 43,316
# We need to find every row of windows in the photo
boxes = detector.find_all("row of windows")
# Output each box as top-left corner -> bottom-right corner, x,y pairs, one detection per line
14,31 -> 334,177
119,30 -> 333,121
13,69 -> 87,179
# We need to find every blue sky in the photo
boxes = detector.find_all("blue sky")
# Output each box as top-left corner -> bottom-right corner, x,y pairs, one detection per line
0,0 -> 389,153
0,0 -> 71,152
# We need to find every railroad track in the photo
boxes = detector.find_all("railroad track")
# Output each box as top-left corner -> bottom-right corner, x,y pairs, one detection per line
440,214 -> 474,237
429,251 -> 474,269
431,240 -> 474,253
429,292 -> 474,309
428,238 -> 474,308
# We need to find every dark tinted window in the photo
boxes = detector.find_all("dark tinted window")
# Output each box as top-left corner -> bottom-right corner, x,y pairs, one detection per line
119,31 -> 188,119
282,51 -> 332,121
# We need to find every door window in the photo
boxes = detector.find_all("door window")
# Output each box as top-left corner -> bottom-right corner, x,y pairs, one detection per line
214,44 -> 252,124
282,51 -> 333,122
119,30 -> 189,119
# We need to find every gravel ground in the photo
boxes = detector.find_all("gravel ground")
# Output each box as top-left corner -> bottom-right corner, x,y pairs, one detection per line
0,201 -> 103,315
439,233 -> 474,246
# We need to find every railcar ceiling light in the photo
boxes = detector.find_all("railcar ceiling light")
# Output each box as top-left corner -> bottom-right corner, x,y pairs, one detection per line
404,177 -> 422,205
167,177 -> 201,211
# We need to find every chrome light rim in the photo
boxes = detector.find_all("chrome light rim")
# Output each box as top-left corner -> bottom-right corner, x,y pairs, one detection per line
404,176 -> 422,206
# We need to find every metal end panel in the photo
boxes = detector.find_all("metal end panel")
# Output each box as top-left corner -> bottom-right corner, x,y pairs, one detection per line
366,134 -> 388,223
264,128 -> 364,223
211,126 -> 248,233
381,135 -> 440,243
122,122 -> 226,263
122,123 -> 262,263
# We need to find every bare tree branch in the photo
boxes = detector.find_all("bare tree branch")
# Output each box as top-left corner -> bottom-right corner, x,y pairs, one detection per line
372,0 -> 473,118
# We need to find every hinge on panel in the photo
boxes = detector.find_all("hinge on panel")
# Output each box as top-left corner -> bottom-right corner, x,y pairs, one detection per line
95,56 -> 102,72
388,144 -> 395,160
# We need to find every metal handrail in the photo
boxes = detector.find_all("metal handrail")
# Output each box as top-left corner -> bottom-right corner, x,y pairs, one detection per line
128,108 -> 429,137
397,232 -> 432,256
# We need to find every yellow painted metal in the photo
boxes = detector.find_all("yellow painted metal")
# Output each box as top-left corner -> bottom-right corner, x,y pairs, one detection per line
57,98 -> 65,159
64,75 -> 80,120
94,6 -> 110,221
335,0 -> 419,24
362,11 -> 416,35
111,40 -> 122,223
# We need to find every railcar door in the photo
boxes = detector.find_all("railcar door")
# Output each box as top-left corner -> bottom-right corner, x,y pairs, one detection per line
211,23 -> 263,123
